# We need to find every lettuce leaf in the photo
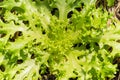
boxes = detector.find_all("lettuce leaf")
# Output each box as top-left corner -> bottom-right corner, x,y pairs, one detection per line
0,0 -> 119,80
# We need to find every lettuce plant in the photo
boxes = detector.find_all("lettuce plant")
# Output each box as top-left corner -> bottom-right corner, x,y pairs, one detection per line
0,0 -> 119,80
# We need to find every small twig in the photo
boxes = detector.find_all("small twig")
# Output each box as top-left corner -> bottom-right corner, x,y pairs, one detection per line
118,72 -> 120,80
